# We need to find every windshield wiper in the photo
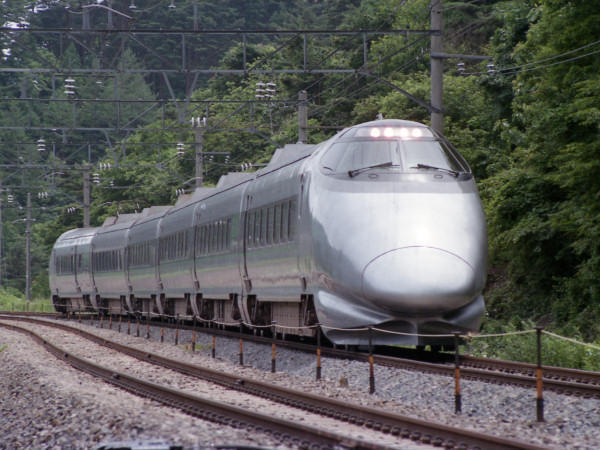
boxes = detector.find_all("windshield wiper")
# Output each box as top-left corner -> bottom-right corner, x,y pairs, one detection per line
411,163 -> 459,178
348,161 -> 398,178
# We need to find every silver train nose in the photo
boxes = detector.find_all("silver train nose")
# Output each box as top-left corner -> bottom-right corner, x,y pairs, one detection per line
361,246 -> 477,314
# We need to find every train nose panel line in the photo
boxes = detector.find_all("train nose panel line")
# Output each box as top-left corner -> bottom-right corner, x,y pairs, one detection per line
361,246 -> 477,313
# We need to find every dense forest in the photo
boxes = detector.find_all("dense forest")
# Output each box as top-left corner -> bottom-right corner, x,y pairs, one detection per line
1,0 -> 599,343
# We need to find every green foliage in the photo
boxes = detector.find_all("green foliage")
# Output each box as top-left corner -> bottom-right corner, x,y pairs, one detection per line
468,319 -> 600,371
0,288 -> 51,312
2,0 -> 600,348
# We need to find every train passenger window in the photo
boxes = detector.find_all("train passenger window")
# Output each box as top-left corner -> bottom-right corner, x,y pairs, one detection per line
198,226 -> 204,255
226,218 -> 232,250
254,210 -> 262,247
274,205 -> 281,244
288,200 -> 297,240
217,221 -> 223,252
260,208 -> 267,246
210,223 -> 216,254
281,202 -> 289,242
247,212 -> 255,248
267,207 -> 274,245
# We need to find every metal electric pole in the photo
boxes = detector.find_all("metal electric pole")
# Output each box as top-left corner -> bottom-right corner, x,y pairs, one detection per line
298,90 -> 308,144
0,195 -> 2,288
430,0 -> 444,135
195,126 -> 204,188
83,167 -> 90,228
25,192 -> 31,301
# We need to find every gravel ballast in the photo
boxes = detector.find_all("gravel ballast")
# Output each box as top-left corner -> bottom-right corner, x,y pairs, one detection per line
2,317 -> 600,449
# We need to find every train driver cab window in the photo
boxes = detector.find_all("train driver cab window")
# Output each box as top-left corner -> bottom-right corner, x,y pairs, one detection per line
320,126 -> 468,176
321,140 -> 398,174
401,139 -> 462,173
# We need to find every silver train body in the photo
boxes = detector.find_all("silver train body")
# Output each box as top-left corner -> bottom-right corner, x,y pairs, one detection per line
50,119 -> 487,346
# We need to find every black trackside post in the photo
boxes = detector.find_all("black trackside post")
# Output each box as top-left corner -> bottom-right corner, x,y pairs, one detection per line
368,327 -> 375,394
211,335 -> 216,358
175,315 -> 179,346
239,320 -> 244,366
160,327 -> 164,343
454,332 -> 462,414
536,326 -> 544,422
127,317 -> 131,335
316,324 -> 322,381
136,318 -> 140,337
271,321 -> 277,373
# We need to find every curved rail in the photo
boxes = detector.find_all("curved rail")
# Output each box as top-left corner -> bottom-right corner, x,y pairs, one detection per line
0,320 -> 394,450
3,312 -> 599,397
1,315 -> 543,450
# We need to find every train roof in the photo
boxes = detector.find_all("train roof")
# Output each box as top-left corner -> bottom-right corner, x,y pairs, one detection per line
55,227 -> 99,243
262,143 -> 316,172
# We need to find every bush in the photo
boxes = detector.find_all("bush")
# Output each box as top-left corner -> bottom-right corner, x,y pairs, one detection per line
468,318 -> 600,371
0,288 -> 52,313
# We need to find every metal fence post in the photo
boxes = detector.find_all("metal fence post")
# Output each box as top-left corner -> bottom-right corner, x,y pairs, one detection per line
271,321 -> 277,373
368,327 -> 375,394
239,319 -> 244,366
454,332 -> 462,414
316,324 -> 322,381
536,327 -> 544,422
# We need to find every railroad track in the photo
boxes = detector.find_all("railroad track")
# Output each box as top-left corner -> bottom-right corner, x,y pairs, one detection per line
4,311 -> 600,399
0,315 -> 542,450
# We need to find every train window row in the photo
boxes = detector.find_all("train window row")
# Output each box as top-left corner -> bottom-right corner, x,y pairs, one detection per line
159,230 -> 191,262
55,254 -> 74,275
128,241 -> 155,267
195,217 -> 232,256
93,249 -> 123,272
246,198 -> 297,249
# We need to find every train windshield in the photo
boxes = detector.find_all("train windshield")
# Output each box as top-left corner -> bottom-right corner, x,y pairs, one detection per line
321,128 -> 466,176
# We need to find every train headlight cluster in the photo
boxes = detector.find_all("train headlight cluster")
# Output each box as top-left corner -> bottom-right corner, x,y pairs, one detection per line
354,127 -> 432,139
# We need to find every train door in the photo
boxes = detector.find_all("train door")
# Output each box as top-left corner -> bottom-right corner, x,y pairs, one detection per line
191,206 -> 201,291
239,191 -> 253,324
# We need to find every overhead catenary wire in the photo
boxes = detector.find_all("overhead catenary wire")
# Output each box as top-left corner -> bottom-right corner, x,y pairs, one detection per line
463,39 -> 600,76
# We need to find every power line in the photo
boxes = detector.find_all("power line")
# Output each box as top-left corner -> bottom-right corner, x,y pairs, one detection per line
464,39 -> 600,76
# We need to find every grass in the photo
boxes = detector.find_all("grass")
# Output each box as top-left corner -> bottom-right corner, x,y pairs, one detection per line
466,318 -> 600,371
0,288 -> 53,313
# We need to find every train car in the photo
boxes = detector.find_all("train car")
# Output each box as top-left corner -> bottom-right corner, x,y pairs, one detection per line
49,119 -> 487,347
306,120 -> 487,346
91,218 -> 134,314
50,227 -> 99,313
127,206 -> 171,315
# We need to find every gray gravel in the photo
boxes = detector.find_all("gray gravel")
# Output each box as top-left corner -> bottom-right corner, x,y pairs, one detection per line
0,327 -> 283,450
2,317 -> 600,449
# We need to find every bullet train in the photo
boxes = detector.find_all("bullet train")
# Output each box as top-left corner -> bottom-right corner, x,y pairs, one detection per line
50,119 -> 487,346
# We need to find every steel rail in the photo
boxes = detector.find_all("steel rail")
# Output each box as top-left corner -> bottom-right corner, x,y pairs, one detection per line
1,315 -> 543,450
3,312 -> 600,397
0,320 -> 395,450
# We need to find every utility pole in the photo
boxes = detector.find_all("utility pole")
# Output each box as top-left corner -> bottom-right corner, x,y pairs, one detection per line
298,90 -> 308,144
25,192 -> 31,301
195,126 -> 204,188
430,0 -> 444,135
83,167 -> 90,228
0,194 -> 2,288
